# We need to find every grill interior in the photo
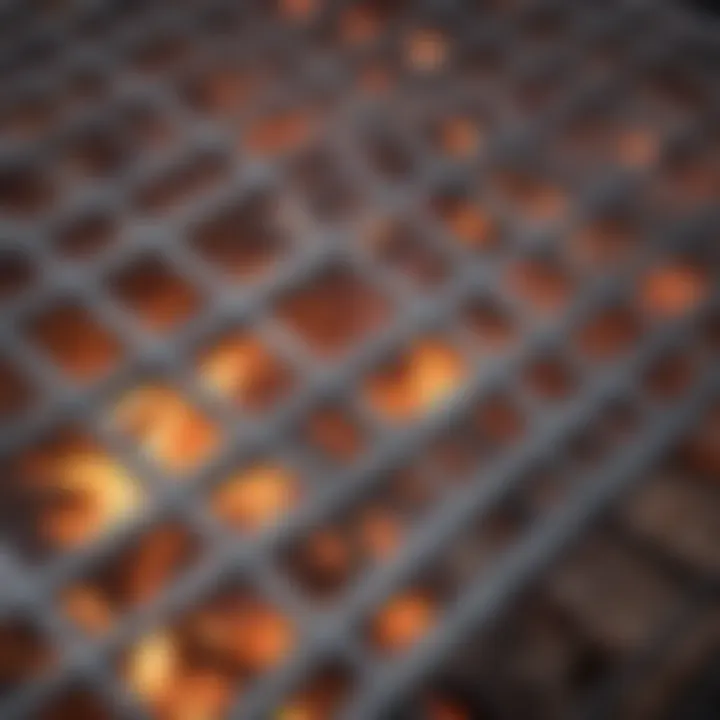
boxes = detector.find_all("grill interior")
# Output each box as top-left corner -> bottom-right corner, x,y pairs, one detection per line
0,0 -> 718,718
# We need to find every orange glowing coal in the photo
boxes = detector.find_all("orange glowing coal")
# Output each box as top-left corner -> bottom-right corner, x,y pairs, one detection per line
367,339 -> 466,422
212,463 -> 298,533
113,385 -> 219,473
125,595 -> 294,719
640,263 -> 707,319
21,441 -> 141,552
198,333 -> 289,410
371,591 -> 437,654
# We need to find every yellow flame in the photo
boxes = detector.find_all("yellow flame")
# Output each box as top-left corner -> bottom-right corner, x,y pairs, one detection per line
127,631 -> 177,703
368,340 -> 465,421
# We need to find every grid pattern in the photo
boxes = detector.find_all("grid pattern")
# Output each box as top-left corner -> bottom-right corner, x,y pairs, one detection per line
0,0 -> 718,718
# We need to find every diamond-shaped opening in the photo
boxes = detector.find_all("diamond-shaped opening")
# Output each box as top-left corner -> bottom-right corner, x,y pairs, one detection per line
0,163 -> 55,215
197,331 -> 294,412
27,303 -> 122,382
192,191 -> 289,281
366,338 -> 466,422
458,40 -> 505,85
62,521 -> 199,635
512,70 -> 569,117
677,404 -> 720,481
462,296 -> 517,352
433,193 -> 498,250
38,685 -> 114,720
642,352 -> 695,402
570,210 -> 640,268
0,429 -> 142,561
506,257 -> 573,314
404,28 -> 448,73
518,6 -> 569,46
0,619 -> 56,699
474,392 -> 526,448
113,383 -> 220,474
283,517 -> 358,600
278,267 -> 389,357
491,168 -> 566,223
0,249 -> 34,302
356,61 -> 395,96
122,584 -> 294,717
122,102 -> 175,154
364,127 -> 416,182
370,220 -> 449,287
303,404 -> 365,464
575,305 -> 642,362
0,355 -> 33,421
0,96 -> 55,141
183,63 -> 260,116
431,114 -> 484,159
64,67 -> 109,107
243,108 -> 314,157
338,0 -> 398,46
131,33 -> 189,74
283,470 -> 420,599
423,690 -> 474,720
211,461 -> 300,534
652,147 -> 717,211
638,260 -> 708,320
524,355 -> 578,401
111,256 -> 202,333
62,125 -> 128,179
278,0 -> 321,22
277,664 -> 353,719
290,146 -> 360,220
136,153 -> 227,214
54,211 -> 117,260
369,587 -> 439,656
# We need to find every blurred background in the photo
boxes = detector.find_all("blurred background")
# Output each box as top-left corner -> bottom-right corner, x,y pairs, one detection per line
0,0 -> 717,718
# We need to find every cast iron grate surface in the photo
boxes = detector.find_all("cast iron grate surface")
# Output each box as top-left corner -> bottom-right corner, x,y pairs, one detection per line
0,0 -> 718,718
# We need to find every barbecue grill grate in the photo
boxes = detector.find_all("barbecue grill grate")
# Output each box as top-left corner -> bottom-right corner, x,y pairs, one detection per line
0,0 -> 717,718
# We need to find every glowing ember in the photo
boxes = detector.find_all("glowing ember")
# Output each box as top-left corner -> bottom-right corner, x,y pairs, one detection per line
114,385 -> 219,472
42,449 -> 140,550
371,592 -> 436,653
440,117 -> 481,158
126,631 -> 178,704
212,463 -> 298,532
640,264 -> 707,319
367,340 -> 466,421
62,586 -> 113,635
406,30 -> 447,72
198,334 -> 290,410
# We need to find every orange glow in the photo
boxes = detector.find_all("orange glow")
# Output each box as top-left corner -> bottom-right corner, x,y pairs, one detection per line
212,464 -> 298,532
367,340 -> 465,421
442,201 -> 494,248
62,586 -> 113,635
43,449 -> 141,549
440,117 -> 480,158
359,509 -> 402,560
114,385 -> 219,472
406,30 -> 447,72
371,592 -> 436,653
126,631 -> 178,704
640,264 -> 707,319
427,697 -> 470,720
198,334 -> 289,410
191,598 -> 294,672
